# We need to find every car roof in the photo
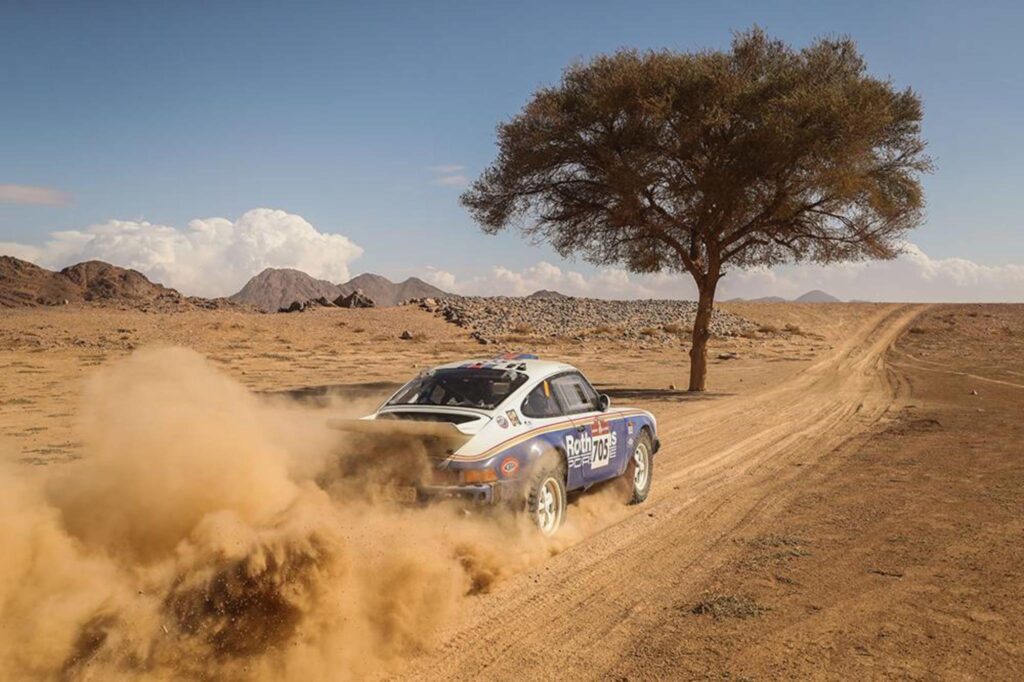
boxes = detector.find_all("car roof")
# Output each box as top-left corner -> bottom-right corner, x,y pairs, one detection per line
433,354 -> 577,380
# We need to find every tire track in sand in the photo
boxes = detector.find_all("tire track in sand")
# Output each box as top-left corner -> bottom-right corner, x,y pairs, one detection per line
394,303 -> 927,681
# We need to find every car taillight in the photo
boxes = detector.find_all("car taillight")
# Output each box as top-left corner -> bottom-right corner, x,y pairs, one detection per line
460,468 -> 498,484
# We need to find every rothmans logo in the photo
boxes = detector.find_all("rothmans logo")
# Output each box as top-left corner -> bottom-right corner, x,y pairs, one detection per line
565,418 -> 617,469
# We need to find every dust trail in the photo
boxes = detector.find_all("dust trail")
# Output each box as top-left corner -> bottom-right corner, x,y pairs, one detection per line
0,347 -> 623,680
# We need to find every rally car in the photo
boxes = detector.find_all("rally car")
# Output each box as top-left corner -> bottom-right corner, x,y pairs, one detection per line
330,354 -> 659,535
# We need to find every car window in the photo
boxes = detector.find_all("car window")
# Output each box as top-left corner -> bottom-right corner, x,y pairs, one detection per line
387,368 -> 528,410
521,379 -> 563,418
549,373 -> 600,415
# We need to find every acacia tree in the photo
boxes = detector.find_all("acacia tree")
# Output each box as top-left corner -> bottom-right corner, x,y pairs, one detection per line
461,29 -> 931,391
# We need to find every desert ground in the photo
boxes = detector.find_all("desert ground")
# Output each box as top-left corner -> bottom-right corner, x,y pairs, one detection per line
1,301 -> 1021,679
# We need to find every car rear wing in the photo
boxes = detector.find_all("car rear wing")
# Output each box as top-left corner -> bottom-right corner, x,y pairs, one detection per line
327,417 -> 474,455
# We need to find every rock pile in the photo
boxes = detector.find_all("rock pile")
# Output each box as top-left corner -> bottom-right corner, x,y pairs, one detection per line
412,296 -> 755,343
277,289 -> 377,312
335,290 -> 375,308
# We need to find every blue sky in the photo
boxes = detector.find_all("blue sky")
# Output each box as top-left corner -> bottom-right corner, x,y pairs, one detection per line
2,1 -> 1023,299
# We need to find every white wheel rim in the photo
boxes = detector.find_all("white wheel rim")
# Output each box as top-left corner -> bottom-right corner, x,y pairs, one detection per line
633,443 -> 649,491
537,477 -> 562,535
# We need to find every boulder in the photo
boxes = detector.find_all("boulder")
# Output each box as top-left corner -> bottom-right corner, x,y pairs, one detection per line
334,290 -> 375,308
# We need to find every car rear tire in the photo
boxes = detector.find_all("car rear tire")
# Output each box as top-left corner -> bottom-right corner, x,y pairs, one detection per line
624,431 -> 653,504
526,457 -> 567,536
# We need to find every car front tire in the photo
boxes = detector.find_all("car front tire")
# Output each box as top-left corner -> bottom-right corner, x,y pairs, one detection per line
624,431 -> 653,504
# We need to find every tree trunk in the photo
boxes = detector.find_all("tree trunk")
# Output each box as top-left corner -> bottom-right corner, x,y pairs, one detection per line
688,278 -> 718,392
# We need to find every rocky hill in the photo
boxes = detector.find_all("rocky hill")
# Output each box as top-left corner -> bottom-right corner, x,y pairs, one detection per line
228,268 -> 343,312
794,289 -> 841,303
527,289 -> 569,300
230,269 -> 449,311
336,273 -> 448,307
0,256 -> 80,307
0,256 -> 193,309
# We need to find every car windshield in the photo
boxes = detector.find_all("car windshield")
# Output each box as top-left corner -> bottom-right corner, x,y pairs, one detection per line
386,368 -> 529,410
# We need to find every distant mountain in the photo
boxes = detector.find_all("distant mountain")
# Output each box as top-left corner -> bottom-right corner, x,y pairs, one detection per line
229,268 -> 343,312
0,256 -> 183,308
528,289 -> 569,300
336,273 -> 448,307
229,269 -> 449,312
723,295 -> 787,303
794,289 -> 842,303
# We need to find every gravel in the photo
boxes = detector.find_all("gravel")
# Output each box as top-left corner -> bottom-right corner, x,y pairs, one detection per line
411,295 -> 755,344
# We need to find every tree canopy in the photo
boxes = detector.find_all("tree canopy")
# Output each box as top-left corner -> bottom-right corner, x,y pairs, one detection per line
462,28 -> 931,390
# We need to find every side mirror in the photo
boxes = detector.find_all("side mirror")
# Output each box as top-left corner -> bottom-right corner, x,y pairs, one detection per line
598,394 -> 611,411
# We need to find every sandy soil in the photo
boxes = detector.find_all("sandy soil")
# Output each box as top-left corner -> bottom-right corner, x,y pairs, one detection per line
1,302 -> 1020,679
398,303 -> 1024,681
0,302 -> 844,463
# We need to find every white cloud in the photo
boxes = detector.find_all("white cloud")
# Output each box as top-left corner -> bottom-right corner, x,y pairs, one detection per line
432,261 -> 662,299
0,241 -> 42,261
425,244 -> 1024,303
428,164 -> 470,188
424,267 -> 458,290
0,184 -> 71,206
427,165 -> 464,173
434,175 -> 470,187
719,243 -> 1024,302
2,208 -> 362,297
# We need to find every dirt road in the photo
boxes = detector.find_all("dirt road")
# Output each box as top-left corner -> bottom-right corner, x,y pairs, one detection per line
397,304 -> 928,680
4,302 -> 1019,679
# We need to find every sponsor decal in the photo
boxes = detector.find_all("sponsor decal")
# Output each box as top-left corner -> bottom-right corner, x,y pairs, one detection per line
564,418 -> 618,470
627,421 -> 634,435
506,410 -> 522,427
496,416 -> 510,429
500,456 -> 520,477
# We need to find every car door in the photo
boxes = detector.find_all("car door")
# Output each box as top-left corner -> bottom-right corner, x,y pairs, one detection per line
519,377 -> 582,486
547,373 -> 622,485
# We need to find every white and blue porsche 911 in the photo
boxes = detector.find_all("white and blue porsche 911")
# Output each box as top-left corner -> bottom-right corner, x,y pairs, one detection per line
332,354 -> 659,535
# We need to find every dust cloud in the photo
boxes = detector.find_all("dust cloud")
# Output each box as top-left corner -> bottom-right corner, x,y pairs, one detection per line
0,347 -> 619,680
